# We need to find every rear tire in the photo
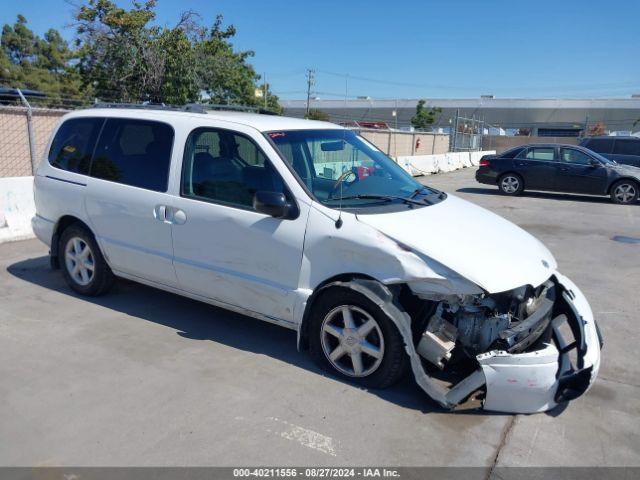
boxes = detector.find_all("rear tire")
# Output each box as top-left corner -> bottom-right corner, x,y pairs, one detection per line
610,179 -> 639,205
58,224 -> 114,296
309,286 -> 407,389
498,173 -> 524,195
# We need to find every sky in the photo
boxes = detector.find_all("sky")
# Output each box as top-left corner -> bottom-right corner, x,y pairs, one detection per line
2,0 -> 639,100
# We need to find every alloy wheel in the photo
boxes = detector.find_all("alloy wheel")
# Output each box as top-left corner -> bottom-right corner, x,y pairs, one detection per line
501,176 -> 520,194
320,305 -> 385,377
614,183 -> 637,204
64,237 -> 95,286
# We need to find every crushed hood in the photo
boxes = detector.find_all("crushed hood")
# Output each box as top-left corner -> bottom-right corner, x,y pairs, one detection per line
357,194 -> 557,293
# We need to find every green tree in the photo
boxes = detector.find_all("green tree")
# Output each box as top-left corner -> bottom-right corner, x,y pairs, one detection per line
74,0 -> 281,110
410,100 -> 441,130
305,108 -> 329,121
1,15 -> 36,65
2,3 -> 283,111
0,15 -> 83,106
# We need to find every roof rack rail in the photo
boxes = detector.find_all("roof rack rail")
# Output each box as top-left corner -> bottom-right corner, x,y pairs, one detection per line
206,103 -> 258,113
89,102 -> 280,116
206,103 -> 280,115
91,102 -> 208,114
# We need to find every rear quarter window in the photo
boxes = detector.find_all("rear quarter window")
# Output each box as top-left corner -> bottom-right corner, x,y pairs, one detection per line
48,118 -> 104,174
500,147 -> 524,158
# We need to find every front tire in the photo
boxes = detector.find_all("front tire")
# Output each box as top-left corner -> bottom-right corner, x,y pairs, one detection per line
610,179 -> 639,205
309,286 -> 407,388
498,173 -> 524,195
58,224 -> 114,296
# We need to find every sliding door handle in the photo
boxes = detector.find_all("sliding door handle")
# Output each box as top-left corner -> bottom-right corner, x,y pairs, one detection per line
154,205 -> 187,225
170,208 -> 187,225
153,205 -> 167,222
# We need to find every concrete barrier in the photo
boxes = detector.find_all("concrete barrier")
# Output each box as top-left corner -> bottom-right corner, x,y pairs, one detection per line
397,151 -> 496,177
0,176 -> 36,244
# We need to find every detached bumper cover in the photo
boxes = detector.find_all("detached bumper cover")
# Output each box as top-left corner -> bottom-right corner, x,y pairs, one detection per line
478,273 -> 602,413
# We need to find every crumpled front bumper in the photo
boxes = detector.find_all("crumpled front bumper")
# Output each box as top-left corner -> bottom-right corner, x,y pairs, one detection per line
326,277 -> 601,415
477,273 -> 602,413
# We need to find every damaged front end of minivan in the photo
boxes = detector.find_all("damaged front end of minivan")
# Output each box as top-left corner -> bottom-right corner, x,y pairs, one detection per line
336,271 -> 602,414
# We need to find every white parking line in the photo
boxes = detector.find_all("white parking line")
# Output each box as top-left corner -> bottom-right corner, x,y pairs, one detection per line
267,417 -> 337,457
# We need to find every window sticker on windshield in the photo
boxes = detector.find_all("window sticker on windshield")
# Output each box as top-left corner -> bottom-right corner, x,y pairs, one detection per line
268,132 -> 286,138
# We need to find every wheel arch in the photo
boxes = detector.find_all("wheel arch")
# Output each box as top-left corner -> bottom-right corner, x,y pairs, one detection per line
607,176 -> 639,194
50,215 -> 94,269
297,273 -> 380,351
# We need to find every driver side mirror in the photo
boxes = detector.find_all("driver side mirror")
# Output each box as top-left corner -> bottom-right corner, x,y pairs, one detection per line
589,158 -> 601,167
253,191 -> 297,219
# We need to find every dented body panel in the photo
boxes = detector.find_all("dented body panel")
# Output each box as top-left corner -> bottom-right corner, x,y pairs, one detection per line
355,194 -> 557,294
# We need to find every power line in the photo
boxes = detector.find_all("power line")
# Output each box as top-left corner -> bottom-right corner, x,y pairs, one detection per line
315,69 -> 640,94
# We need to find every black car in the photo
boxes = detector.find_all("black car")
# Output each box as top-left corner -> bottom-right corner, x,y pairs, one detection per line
475,144 -> 640,204
579,136 -> 640,168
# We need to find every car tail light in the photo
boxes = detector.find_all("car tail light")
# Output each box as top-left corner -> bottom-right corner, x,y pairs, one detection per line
479,159 -> 490,167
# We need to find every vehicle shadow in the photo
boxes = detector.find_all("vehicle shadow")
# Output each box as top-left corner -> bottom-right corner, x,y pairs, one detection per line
456,187 -> 639,205
7,255 -> 448,415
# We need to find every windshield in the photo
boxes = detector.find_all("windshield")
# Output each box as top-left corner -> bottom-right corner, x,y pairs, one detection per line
589,150 -> 617,165
267,129 -> 443,208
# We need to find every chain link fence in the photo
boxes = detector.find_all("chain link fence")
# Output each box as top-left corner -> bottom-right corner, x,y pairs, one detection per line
449,110 -> 485,152
0,105 -> 68,178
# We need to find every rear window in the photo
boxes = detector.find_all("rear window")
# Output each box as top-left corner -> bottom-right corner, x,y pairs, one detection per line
500,147 -> 524,158
48,118 -> 103,174
613,139 -> 640,156
90,118 -> 174,192
583,138 -> 614,154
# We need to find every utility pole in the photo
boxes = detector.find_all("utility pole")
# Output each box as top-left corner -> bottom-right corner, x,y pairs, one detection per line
583,114 -> 589,137
305,69 -> 314,117
263,72 -> 267,109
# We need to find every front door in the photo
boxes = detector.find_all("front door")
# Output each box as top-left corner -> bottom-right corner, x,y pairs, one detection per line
557,147 -> 608,194
169,126 -> 309,324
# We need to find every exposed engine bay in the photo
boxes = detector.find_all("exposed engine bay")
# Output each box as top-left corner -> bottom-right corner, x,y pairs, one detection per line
412,280 -> 556,372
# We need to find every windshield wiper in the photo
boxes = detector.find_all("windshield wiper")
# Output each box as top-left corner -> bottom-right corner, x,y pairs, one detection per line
329,194 -> 427,206
409,186 -> 428,198
409,186 -> 447,203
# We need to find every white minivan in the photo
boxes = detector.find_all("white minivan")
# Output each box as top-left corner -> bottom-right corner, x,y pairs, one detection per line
32,105 -> 602,413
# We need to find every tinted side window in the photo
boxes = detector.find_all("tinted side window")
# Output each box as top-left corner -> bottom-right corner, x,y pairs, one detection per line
526,147 -> 556,161
613,140 -> 640,156
48,118 -> 103,174
181,128 -> 286,210
584,138 -> 614,154
90,119 -> 174,192
560,148 -> 592,165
